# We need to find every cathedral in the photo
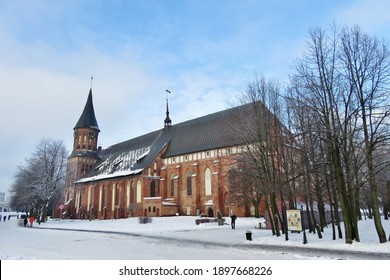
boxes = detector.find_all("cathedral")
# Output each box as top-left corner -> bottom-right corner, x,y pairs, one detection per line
61,88 -> 259,220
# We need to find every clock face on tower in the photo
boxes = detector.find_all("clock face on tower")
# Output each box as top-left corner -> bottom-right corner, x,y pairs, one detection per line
88,130 -> 96,139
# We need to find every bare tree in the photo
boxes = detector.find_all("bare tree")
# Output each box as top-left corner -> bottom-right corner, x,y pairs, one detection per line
339,26 -> 390,243
10,138 -> 68,220
288,23 -> 390,244
289,25 -> 367,243
230,76 -> 293,237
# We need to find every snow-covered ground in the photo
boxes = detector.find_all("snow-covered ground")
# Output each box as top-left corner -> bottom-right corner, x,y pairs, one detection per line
1,214 -> 390,280
1,213 -> 389,260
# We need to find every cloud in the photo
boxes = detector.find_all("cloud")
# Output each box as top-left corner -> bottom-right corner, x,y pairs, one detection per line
0,30 -> 167,194
334,0 -> 390,34
2,0 -> 389,196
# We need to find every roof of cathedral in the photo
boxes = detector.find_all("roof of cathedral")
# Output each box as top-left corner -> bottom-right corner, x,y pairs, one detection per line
162,106 -> 246,157
76,102 -> 269,183
76,130 -> 165,183
74,89 -> 100,131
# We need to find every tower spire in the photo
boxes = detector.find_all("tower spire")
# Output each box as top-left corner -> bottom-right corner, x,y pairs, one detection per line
74,88 -> 100,131
164,90 -> 172,128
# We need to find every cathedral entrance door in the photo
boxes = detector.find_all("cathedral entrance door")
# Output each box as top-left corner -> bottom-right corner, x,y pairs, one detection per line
207,207 -> 214,217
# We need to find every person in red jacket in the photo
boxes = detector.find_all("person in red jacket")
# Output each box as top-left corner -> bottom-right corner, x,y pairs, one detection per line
29,216 -> 35,227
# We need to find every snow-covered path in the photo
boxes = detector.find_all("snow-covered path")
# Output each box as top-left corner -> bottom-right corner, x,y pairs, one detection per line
0,218 -> 306,260
28,225 -> 390,260
2,215 -> 390,280
1,215 -> 389,260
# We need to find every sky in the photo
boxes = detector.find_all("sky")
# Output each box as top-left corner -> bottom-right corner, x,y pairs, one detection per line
1,0 -> 390,196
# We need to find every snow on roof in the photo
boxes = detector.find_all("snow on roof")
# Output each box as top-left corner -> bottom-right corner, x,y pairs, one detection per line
76,144 -> 152,183
100,147 -> 150,173
76,169 -> 143,183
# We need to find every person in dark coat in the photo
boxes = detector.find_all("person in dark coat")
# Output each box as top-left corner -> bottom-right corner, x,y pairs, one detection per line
23,217 -> 28,227
230,214 -> 237,229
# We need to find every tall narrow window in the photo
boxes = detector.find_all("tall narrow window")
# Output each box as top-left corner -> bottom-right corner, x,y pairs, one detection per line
186,170 -> 192,195
115,184 -> 120,207
102,186 -> 107,209
136,180 -> 142,203
99,186 -> 102,211
153,162 -> 157,176
75,190 -> 80,212
126,182 -> 130,208
205,168 -> 211,195
87,185 -> 92,211
131,181 -> 135,204
151,180 -> 156,197
170,173 -> 175,196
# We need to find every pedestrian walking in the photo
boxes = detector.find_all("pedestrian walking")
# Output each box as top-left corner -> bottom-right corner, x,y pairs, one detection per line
230,214 -> 237,229
23,217 -> 28,227
29,216 -> 35,227
3,215 -> 6,222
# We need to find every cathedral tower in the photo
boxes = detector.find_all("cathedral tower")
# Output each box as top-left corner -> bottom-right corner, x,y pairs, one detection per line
63,88 -> 100,210
72,88 -> 100,155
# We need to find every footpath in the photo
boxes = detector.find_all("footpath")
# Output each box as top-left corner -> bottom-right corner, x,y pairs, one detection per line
33,225 -> 390,260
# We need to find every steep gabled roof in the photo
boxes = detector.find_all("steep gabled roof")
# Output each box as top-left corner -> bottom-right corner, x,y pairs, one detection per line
162,106 -> 246,157
76,102 -> 274,183
74,89 -> 100,131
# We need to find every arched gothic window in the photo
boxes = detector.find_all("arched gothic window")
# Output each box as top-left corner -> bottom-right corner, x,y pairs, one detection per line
151,180 -> 156,197
186,170 -> 192,195
102,185 -> 107,209
130,181 -> 135,204
153,162 -> 157,176
205,168 -> 211,195
170,173 -> 175,196
136,180 -> 142,203
115,183 -> 120,207
126,182 -> 130,207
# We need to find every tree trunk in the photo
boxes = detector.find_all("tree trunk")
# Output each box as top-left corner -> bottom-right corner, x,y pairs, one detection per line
330,173 -> 343,239
367,154 -> 387,243
270,192 -> 281,237
385,181 -> 390,220
264,196 -> 275,236
325,175 -> 336,240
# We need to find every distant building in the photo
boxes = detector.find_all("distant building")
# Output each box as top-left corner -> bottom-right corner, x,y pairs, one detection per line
0,193 -> 11,212
60,88 -> 273,220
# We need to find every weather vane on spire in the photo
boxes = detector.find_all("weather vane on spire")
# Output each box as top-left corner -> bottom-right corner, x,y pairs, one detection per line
165,89 -> 171,100
90,75 -> 94,89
